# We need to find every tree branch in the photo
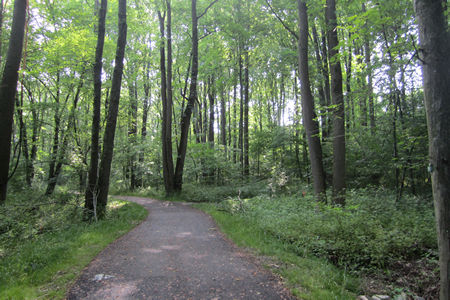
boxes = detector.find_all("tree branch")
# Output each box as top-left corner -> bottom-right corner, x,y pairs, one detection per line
197,0 -> 220,20
265,0 -> 298,40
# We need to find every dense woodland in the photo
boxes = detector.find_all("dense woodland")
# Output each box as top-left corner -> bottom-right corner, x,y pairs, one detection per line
0,0 -> 449,299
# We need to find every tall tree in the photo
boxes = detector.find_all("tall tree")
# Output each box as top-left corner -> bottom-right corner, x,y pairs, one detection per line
96,0 -> 127,219
415,1 -> 450,298
326,0 -> 346,205
85,0 -> 107,218
362,3 -> 375,133
243,48 -> 250,176
297,0 -> 326,202
173,0 -> 218,191
0,0 -> 27,203
173,0 -> 199,191
158,6 -> 174,195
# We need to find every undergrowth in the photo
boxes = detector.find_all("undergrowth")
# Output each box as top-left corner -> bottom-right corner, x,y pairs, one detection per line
0,191 -> 148,299
207,186 -> 438,298
196,203 -> 359,299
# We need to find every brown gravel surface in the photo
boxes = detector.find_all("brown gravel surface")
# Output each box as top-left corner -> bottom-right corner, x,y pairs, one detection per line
66,196 -> 295,300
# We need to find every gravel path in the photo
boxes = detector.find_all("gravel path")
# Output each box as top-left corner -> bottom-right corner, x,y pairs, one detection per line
67,196 -> 295,300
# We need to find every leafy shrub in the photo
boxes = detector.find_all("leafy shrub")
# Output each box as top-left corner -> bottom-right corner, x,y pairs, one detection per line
219,188 -> 437,272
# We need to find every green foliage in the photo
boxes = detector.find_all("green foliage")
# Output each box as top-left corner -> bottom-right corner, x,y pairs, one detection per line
220,189 -> 436,271
0,193 -> 147,299
196,203 -> 359,299
209,185 -> 437,296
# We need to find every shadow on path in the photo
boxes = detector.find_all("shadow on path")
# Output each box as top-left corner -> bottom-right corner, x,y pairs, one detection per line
67,196 -> 294,300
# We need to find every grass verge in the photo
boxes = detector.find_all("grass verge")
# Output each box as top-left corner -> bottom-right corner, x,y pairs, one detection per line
0,197 -> 148,299
195,203 -> 359,300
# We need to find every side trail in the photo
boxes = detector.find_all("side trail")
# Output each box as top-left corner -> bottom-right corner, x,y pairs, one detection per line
67,196 -> 294,299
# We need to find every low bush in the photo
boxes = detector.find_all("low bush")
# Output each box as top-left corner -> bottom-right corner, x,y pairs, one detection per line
216,187 -> 437,296
0,192 -> 148,299
220,188 -> 436,270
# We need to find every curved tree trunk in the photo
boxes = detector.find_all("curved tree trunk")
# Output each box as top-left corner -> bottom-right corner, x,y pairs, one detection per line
173,0 -> 198,192
0,0 -> 27,203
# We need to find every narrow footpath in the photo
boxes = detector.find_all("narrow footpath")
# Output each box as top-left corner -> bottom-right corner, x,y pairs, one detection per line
67,196 -> 294,300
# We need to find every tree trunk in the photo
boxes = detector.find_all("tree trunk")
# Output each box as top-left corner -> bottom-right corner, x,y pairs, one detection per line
232,69 -> 237,164
344,34 -> 352,129
311,23 -> 328,140
208,75 -> 215,146
415,1 -> 450,298
45,72 -> 61,195
85,0 -> 107,218
326,0 -> 346,206
173,0 -> 198,191
0,0 -> 27,202
0,0 -> 4,67
159,8 -> 174,195
96,0 -> 127,219
220,86 -> 227,154
320,29 -> 331,140
138,60 -> 151,187
362,3 -> 375,133
238,49 -> 244,173
128,78 -> 138,190
297,0 -> 326,202
243,49 -> 250,176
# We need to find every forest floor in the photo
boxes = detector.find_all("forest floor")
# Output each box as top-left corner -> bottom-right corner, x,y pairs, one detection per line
67,196 -> 294,300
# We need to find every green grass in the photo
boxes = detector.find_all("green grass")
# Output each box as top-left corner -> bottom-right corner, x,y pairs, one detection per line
195,203 -> 359,300
0,197 -> 148,299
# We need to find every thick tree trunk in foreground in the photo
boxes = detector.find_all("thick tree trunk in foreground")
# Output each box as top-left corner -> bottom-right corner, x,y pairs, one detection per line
0,0 -> 27,203
173,0 -> 198,191
297,0 -> 326,202
85,0 -> 107,218
415,1 -> 450,298
326,0 -> 346,206
96,0 -> 127,219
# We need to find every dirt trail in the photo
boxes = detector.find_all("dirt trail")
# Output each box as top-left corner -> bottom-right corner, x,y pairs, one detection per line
67,196 -> 294,300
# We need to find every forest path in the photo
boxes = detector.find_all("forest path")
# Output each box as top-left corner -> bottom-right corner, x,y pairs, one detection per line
67,196 -> 294,300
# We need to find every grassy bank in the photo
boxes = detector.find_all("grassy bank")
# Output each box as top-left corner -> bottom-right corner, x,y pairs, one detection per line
195,203 -> 359,299
192,185 -> 437,299
0,194 -> 148,299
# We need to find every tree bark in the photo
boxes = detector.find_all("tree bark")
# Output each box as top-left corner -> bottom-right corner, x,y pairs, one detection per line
415,1 -> 450,298
297,0 -> 326,202
85,0 -> 107,218
326,0 -> 346,206
96,0 -> 127,219
208,75 -> 215,146
138,60 -> 151,187
220,86 -> 227,153
128,78 -> 138,190
173,0 -> 198,191
232,68 -> 237,164
0,0 -> 4,67
238,48 -> 244,173
0,0 -> 27,202
158,8 -> 174,195
362,3 -> 375,133
243,49 -> 250,176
